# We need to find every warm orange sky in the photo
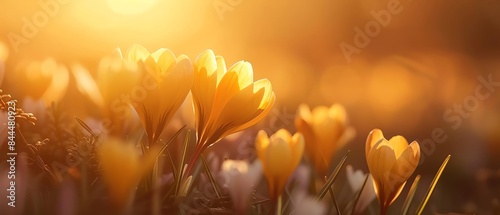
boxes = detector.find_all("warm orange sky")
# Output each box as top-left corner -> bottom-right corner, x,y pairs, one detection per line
1,0 -> 499,61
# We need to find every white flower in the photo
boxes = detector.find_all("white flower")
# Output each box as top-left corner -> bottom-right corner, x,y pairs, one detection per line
346,165 -> 376,214
221,159 -> 262,213
291,190 -> 326,215
289,164 -> 310,191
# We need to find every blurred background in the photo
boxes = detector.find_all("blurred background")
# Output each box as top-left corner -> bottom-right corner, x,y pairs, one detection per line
1,0 -> 500,214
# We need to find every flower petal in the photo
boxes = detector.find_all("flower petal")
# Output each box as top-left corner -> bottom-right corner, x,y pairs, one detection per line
195,50 -> 217,77
346,165 -> 366,192
388,135 -> 410,158
215,56 -> 227,85
265,134 -> 293,177
255,130 -> 270,162
291,132 -> 305,169
227,61 -> 253,89
389,140 -> 420,184
328,104 -> 347,124
253,78 -> 274,109
151,48 -> 176,74
296,103 -> 312,123
368,140 -> 397,191
125,44 -> 150,62
366,129 -> 385,159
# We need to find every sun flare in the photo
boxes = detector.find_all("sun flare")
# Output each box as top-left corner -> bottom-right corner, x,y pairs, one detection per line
106,0 -> 158,15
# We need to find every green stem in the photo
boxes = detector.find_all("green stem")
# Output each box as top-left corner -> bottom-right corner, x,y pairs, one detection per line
380,205 -> 387,215
184,147 -> 201,179
152,161 -> 160,215
276,195 -> 283,215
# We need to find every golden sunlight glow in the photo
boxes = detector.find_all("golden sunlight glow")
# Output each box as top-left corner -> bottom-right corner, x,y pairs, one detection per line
367,60 -> 414,114
106,0 -> 158,15
0,41 -> 8,62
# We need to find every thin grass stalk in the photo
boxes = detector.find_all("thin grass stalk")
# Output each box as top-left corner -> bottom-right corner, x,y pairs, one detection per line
401,175 -> 420,215
200,155 -> 222,198
415,155 -> 451,215
175,130 -> 191,195
315,150 -> 350,201
350,174 -> 370,215
324,176 -> 341,215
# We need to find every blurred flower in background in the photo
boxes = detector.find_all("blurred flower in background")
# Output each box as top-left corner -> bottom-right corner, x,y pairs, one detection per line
14,58 -> 69,106
124,44 -> 194,144
346,165 -> 376,214
255,129 -> 304,201
72,51 -> 142,135
289,164 -> 311,192
221,159 -> 262,214
291,190 -> 326,215
295,103 -> 355,176
98,138 -> 157,207
96,47 -> 142,109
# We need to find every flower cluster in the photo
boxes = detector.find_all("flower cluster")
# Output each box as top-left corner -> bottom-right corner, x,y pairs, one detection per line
1,43 -> 450,215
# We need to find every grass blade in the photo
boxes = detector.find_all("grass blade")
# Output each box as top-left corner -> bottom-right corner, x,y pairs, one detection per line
315,150 -> 350,201
415,155 -> 451,215
165,148 -> 177,181
74,117 -> 97,138
402,175 -> 421,215
200,155 -> 222,198
147,124 -> 186,191
282,182 -> 295,213
324,176 -> 341,215
154,125 -> 186,161
175,130 -> 191,196
350,174 -> 370,215
140,131 -> 148,155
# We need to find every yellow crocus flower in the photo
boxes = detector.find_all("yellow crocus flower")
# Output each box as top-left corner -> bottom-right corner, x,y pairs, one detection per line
295,103 -> 354,176
15,58 -> 69,105
365,129 -> 420,214
123,44 -> 194,144
187,50 -> 275,173
71,48 -> 143,135
98,138 -> 157,208
96,48 -> 143,109
255,129 -> 304,200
